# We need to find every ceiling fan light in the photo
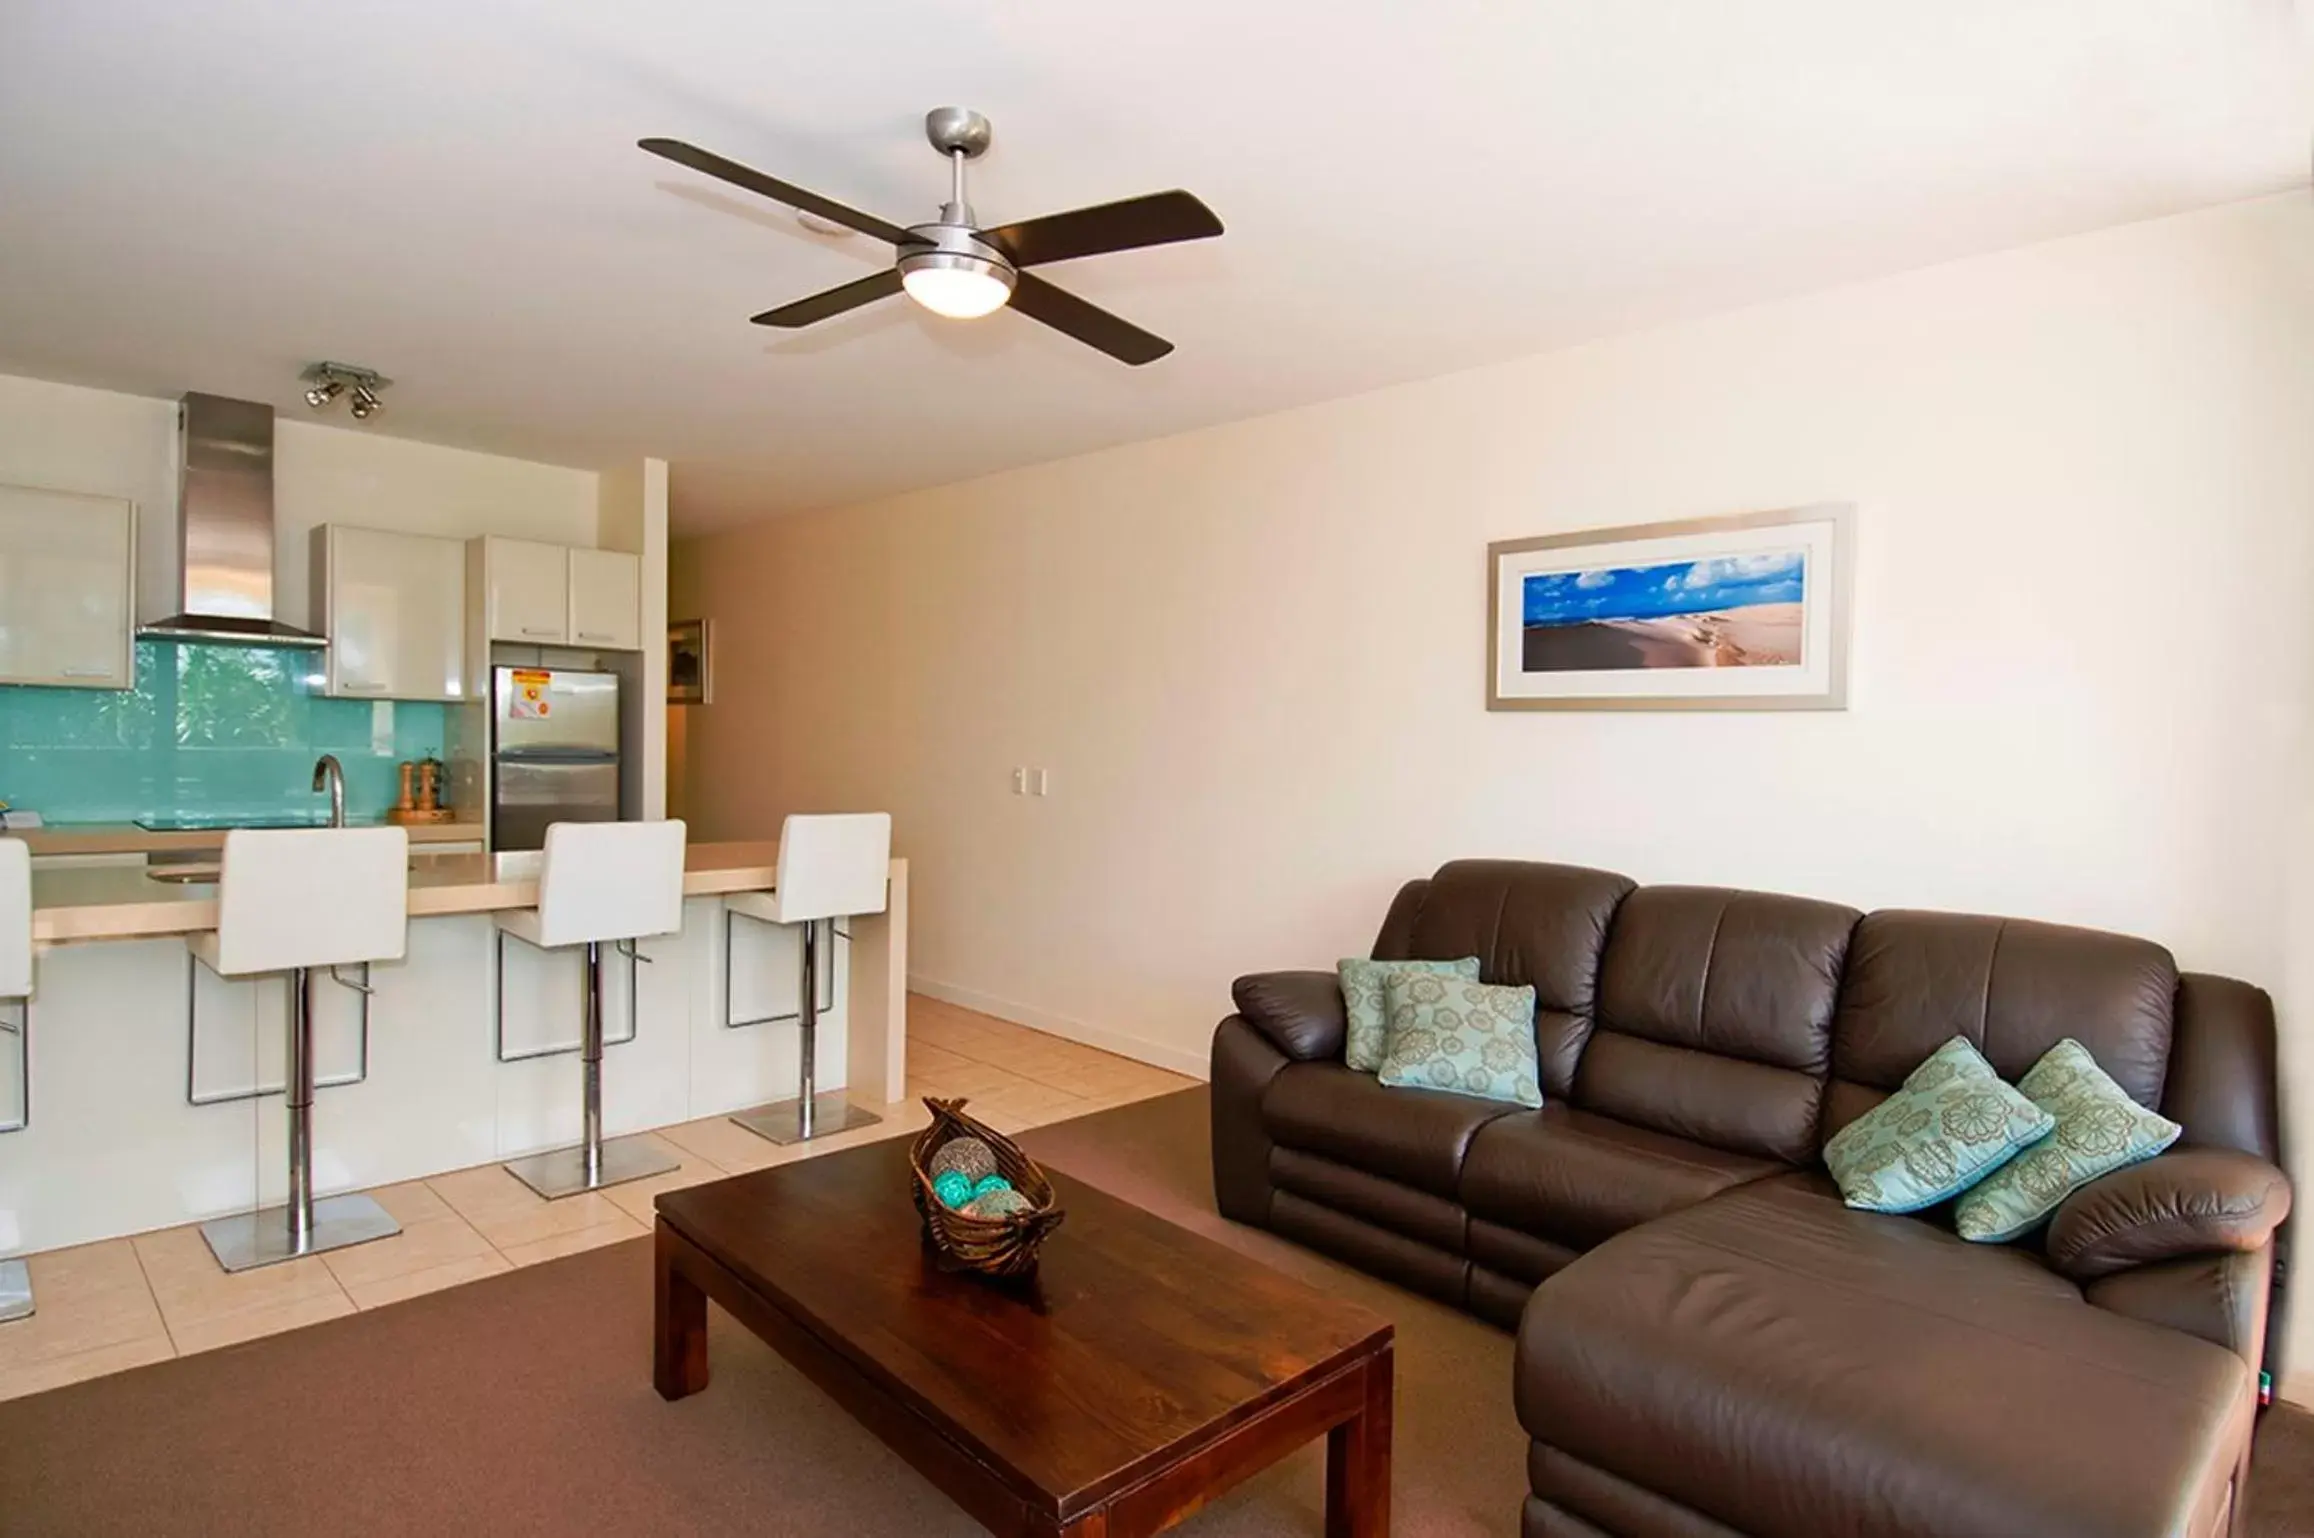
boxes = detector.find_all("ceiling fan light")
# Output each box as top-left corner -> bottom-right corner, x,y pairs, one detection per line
898,252 -> 1014,319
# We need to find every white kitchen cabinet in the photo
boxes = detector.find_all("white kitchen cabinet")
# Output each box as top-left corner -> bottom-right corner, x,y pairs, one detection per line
467,537 -> 642,652
567,548 -> 641,651
0,484 -> 135,690
313,525 -> 466,701
476,536 -> 571,645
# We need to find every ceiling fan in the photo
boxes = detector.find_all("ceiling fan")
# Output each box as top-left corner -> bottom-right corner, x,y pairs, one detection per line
640,108 -> 1222,365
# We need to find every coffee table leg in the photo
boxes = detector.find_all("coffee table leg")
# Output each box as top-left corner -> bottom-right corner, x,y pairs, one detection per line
655,1223 -> 710,1401
1324,1347 -> 1392,1538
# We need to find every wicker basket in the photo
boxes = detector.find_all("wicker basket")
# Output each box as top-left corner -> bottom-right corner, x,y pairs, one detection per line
910,1097 -> 1066,1279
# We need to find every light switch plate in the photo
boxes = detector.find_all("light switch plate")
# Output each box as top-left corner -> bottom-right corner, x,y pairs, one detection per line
1031,768 -> 1050,796
1011,767 -> 1027,795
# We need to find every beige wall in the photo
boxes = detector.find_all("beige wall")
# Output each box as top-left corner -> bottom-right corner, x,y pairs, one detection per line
671,191 -> 2314,1370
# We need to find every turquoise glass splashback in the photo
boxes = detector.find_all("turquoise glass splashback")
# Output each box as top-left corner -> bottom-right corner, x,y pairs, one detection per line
0,640 -> 448,825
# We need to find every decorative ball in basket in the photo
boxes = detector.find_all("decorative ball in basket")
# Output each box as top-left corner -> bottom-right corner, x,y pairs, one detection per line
910,1098 -> 1065,1279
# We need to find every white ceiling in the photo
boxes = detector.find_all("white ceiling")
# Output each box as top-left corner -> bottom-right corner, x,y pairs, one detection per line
1,2 -> 2306,533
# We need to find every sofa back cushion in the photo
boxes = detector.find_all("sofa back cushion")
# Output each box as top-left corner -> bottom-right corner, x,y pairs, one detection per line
1374,859 -> 1634,1100
1825,910 -> 2179,1146
1575,886 -> 1859,1164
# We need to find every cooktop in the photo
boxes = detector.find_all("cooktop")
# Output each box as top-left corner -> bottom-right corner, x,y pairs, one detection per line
132,812 -> 338,832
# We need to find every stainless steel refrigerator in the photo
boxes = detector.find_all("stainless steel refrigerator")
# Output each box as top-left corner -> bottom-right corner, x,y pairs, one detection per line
490,666 -> 621,852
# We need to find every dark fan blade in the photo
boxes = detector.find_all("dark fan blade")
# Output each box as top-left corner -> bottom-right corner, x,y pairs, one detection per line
638,138 -> 912,245
983,190 -> 1223,268
1006,273 -> 1173,365
750,269 -> 903,328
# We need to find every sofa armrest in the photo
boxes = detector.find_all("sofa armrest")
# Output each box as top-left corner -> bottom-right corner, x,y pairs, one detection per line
1211,1015 -> 1292,1226
2045,1147 -> 2293,1282
2084,1247 -> 2273,1365
1230,970 -> 1347,1062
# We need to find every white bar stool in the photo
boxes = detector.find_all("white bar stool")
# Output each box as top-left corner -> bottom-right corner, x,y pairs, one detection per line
498,820 -> 687,1199
728,812 -> 891,1145
193,827 -> 409,1273
0,837 -> 32,1321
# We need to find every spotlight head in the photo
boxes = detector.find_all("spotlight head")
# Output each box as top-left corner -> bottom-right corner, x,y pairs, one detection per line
300,361 -> 390,419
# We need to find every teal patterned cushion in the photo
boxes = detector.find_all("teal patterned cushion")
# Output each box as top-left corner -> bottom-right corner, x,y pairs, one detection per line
1955,1039 -> 2181,1243
1823,1036 -> 2054,1214
1375,972 -> 1542,1107
1337,956 -> 1482,1072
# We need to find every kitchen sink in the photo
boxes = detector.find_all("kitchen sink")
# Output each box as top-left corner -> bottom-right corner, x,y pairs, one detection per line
145,854 -> 445,885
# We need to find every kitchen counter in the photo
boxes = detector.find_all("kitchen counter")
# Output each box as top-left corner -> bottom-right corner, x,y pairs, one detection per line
30,839 -> 885,943
13,818 -> 486,858
4,837 -> 912,1259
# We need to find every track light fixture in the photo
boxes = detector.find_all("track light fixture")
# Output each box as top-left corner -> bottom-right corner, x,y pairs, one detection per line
299,362 -> 390,421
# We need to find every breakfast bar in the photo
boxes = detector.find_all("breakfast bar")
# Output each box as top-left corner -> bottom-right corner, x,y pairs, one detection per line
0,840 -> 909,1258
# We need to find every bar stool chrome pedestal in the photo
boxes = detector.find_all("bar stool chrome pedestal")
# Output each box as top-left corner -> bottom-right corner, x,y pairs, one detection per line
0,837 -> 33,1321
728,813 -> 892,1146
195,827 -> 410,1273
499,820 -> 687,1200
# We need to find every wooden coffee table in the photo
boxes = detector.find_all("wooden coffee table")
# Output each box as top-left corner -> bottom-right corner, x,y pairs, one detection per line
653,1136 -> 1393,1537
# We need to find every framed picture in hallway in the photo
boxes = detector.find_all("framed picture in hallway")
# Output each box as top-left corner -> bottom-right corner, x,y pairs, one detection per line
1487,504 -> 1854,711
668,618 -> 712,704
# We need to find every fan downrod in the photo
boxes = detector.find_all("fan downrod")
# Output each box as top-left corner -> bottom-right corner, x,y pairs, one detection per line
924,107 -> 993,160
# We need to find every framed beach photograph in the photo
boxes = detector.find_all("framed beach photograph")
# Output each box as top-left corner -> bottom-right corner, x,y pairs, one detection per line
668,618 -> 712,704
1487,504 -> 1854,710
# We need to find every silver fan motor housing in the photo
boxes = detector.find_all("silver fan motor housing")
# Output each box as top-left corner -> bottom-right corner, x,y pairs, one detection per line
896,221 -> 1018,296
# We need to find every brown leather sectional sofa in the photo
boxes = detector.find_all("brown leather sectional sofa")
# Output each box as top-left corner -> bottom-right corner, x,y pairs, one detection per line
1211,859 -> 2293,1538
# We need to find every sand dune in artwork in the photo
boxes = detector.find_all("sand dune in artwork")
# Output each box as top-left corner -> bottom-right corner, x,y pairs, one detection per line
1522,602 -> 1803,673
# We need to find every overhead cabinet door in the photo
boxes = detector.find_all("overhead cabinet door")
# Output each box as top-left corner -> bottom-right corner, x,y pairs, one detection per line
0,485 -> 135,690
567,548 -> 641,651
319,526 -> 467,700
483,537 -> 570,644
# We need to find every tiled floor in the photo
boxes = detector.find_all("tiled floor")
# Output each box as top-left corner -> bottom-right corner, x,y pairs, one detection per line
0,994 -> 1195,1402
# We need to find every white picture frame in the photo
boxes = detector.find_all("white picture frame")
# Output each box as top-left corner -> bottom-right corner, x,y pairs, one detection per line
1487,504 -> 1855,711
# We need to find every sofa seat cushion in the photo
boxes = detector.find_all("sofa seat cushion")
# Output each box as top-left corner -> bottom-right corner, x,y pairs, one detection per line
1461,1105 -> 1780,1251
1268,1146 -> 1468,1254
1515,1174 -> 2251,1538
1263,1058 -> 1516,1199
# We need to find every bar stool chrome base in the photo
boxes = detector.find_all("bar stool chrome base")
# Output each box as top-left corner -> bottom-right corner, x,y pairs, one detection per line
504,1133 -> 679,1201
0,1258 -> 32,1323
200,1192 -> 401,1274
729,906 -> 880,1147
732,1091 -> 882,1147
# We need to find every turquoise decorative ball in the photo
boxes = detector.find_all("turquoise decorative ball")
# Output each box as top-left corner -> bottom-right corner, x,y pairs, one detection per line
971,1173 -> 1014,1200
961,1188 -> 1033,1220
932,1169 -> 976,1209
929,1137 -> 998,1184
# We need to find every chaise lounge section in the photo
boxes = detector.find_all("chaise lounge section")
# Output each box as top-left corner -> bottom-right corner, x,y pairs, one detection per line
1211,859 -> 2291,1537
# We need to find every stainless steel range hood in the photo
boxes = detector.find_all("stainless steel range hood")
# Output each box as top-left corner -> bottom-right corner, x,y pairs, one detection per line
137,392 -> 326,648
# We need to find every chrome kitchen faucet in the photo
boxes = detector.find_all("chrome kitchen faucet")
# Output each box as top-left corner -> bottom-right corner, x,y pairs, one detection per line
312,755 -> 345,829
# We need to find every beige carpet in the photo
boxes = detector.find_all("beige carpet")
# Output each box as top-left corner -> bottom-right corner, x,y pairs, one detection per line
0,1088 -> 2306,1536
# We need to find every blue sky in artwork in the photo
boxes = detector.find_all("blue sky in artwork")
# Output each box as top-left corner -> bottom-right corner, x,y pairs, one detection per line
1522,550 -> 1806,628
